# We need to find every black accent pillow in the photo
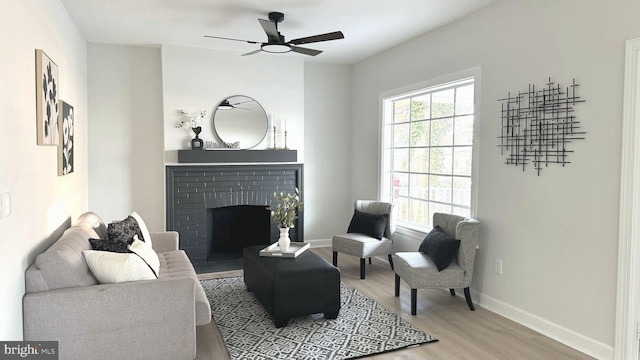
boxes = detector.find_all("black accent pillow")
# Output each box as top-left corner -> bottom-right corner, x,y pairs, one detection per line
419,226 -> 461,271
107,216 -> 143,245
347,210 -> 388,240
89,238 -> 131,253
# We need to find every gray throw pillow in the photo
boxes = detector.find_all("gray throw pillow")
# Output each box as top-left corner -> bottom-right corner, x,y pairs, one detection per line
89,238 -> 130,253
107,216 -> 144,245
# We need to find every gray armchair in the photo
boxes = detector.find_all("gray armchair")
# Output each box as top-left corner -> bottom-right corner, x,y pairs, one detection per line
393,212 -> 479,314
332,200 -> 395,279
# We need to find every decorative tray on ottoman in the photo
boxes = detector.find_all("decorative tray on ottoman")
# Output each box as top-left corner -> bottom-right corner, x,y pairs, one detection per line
259,242 -> 310,258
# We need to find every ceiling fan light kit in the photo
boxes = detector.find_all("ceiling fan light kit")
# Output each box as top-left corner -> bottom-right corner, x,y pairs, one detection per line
261,44 -> 291,54
204,11 -> 344,57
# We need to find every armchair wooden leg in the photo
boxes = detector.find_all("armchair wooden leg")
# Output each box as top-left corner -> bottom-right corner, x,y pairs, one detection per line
333,251 -> 338,266
368,257 -> 372,265
360,258 -> 366,279
394,274 -> 400,297
450,289 -> 456,296
464,287 -> 475,311
411,288 -> 417,315
387,254 -> 394,270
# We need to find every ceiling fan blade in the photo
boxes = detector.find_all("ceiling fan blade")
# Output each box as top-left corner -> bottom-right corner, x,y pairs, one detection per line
231,99 -> 253,106
290,46 -> 322,56
241,48 -> 263,56
204,35 -> 259,44
258,18 -> 280,42
289,31 -> 344,45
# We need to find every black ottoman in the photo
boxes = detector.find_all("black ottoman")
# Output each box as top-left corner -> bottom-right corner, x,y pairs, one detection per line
243,245 -> 341,328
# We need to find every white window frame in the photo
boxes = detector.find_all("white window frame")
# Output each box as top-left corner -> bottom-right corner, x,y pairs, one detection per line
378,68 -> 481,234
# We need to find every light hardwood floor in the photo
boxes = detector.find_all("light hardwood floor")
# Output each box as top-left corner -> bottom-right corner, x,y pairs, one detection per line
196,247 -> 594,360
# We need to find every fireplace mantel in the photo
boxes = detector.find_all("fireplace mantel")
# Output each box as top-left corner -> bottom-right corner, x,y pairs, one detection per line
177,149 -> 297,163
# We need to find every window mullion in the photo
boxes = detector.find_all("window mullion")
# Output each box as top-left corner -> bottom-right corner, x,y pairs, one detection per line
408,96 -> 413,221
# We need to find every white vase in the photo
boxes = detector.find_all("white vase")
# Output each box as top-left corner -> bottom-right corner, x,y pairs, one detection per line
278,227 -> 291,252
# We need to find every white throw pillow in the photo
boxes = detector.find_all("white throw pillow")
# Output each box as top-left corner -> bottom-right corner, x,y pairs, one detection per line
129,237 -> 160,277
130,211 -> 152,248
83,250 -> 156,284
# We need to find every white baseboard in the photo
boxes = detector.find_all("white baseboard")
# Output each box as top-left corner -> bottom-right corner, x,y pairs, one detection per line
307,238 -> 332,248
474,290 -> 614,360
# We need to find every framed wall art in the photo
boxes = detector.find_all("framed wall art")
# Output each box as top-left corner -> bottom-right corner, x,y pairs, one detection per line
58,101 -> 74,176
36,49 -> 59,146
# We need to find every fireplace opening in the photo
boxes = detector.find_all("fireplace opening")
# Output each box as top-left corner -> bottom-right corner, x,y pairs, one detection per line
205,205 -> 271,263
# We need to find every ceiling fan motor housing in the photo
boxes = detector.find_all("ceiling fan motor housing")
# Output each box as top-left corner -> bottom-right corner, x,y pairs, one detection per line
268,12 -> 285,24
268,12 -> 286,43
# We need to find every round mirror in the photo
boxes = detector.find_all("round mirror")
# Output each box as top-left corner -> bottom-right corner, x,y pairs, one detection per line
213,95 -> 268,149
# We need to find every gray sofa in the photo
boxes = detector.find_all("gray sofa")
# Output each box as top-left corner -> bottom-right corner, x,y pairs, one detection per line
23,212 -> 211,360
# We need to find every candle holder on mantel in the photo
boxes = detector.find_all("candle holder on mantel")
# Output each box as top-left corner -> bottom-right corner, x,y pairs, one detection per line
270,123 -> 289,149
272,125 -> 277,149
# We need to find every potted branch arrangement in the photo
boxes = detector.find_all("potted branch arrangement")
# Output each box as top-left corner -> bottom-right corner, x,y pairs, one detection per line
270,188 -> 303,252
176,110 -> 206,150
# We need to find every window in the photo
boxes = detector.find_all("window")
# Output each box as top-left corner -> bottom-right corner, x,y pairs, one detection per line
381,76 -> 476,231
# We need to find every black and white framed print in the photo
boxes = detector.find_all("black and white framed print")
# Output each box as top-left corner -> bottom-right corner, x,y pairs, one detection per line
58,101 -> 74,176
36,49 -> 59,146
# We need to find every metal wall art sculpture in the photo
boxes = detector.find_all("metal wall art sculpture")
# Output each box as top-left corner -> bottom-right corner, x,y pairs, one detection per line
497,78 -> 585,175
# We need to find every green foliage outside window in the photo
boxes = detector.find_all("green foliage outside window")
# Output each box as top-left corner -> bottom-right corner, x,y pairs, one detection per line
384,79 -> 474,229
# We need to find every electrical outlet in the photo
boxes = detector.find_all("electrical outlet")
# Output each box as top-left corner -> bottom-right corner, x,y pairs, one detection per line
494,259 -> 503,275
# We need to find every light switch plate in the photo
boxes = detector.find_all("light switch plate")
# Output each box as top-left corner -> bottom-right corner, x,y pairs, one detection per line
494,258 -> 503,275
3,192 -> 10,218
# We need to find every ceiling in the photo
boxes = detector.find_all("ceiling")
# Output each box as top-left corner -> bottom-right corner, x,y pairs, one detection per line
60,0 -> 497,64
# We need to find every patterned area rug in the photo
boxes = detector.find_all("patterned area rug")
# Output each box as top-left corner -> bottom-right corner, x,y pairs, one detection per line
201,276 -> 437,360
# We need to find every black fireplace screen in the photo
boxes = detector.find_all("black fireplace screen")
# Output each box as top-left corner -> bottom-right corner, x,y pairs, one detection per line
206,205 -> 271,260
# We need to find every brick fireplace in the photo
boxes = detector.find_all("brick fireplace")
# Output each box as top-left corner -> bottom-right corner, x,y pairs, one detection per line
165,164 -> 303,265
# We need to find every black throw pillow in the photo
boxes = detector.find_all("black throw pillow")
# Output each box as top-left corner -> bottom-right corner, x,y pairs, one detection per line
89,238 -> 130,253
347,209 -> 388,240
107,216 -> 143,245
419,226 -> 461,271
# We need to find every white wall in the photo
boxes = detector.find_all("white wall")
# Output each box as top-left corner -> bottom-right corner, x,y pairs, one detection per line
0,0 -> 88,339
87,45 -> 165,231
351,0 -> 640,357
303,63 -> 353,240
162,45 -> 305,163
86,44 -> 353,243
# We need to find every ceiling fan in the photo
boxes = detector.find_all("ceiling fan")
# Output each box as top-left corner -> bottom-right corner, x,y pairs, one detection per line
218,98 -> 252,110
204,11 -> 344,57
